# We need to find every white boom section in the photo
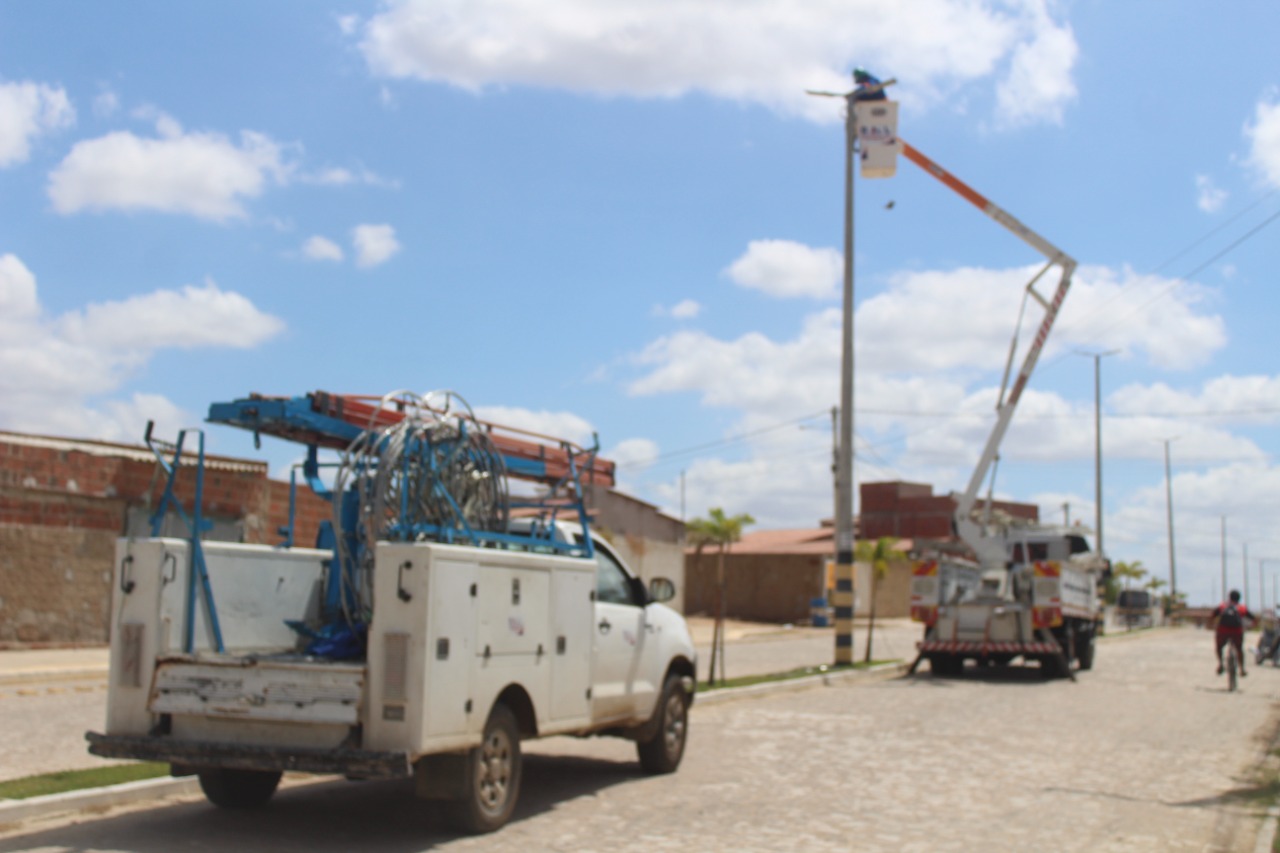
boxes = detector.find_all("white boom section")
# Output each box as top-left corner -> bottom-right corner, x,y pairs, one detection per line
900,141 -> 1077,568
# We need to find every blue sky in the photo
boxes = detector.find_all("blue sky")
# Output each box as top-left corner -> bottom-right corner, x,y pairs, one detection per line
2,1 -> 1278,606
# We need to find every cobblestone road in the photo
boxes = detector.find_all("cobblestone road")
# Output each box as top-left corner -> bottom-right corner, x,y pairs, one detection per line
1,627 -> 1277,852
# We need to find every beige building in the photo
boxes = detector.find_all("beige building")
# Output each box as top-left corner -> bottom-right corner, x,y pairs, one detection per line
684,525 -> 913,624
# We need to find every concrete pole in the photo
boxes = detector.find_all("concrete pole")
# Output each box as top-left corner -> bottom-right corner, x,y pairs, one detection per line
1221,516 -> 1228,601
1091,351 -> 1118,555
832,89 -> 857,666
1163,440 -> 1177,605
1243,542 -> 1249,609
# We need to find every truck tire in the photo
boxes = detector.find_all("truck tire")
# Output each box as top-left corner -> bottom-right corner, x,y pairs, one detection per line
637,674 -> 690,774
1040,653 -> 1069,679
197,768 -> 282,809
930,655 -> 963,677
455,704 -> 522,834
1076,630 -> 1095,671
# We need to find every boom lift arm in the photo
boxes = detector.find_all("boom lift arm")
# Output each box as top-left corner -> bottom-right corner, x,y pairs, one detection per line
899,141 -> 1077,569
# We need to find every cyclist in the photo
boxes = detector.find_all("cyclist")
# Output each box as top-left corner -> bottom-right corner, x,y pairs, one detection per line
1212,589 -> 1256,677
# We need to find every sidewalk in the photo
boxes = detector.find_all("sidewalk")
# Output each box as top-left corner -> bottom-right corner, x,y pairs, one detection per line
0,646 -> 108,686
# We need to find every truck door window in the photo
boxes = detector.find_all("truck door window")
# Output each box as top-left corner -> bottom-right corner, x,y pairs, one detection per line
580,537 -> 637,606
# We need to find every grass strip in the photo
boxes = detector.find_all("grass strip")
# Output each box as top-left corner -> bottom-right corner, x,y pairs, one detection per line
701,660 -> 898,692
0,762 -> 169,800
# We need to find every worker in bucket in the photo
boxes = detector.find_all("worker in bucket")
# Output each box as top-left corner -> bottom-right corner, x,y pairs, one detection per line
1211,590 -> 1256,677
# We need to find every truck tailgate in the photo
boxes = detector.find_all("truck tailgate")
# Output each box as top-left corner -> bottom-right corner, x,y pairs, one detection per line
150,656 -> 364,726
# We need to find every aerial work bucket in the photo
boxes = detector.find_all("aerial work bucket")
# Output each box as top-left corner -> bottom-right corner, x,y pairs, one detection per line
855,100 -> 900,178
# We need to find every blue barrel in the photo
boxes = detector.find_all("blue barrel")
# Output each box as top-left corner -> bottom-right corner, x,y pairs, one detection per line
810,597 -> 830,627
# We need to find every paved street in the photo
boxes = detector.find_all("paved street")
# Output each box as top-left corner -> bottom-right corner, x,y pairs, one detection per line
0,619 -> 923,785
2,627 -> 1278,851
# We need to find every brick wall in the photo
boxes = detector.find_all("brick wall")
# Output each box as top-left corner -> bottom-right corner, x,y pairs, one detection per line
0,487 -> 122,643
684,552 -> 827,623
0,433 -> 334,644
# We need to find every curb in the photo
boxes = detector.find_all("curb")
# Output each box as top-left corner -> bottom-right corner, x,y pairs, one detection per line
0,777 -> 200,824
693,660 -> 908,707
0,669 -> 107,687
0,662 -> 909,826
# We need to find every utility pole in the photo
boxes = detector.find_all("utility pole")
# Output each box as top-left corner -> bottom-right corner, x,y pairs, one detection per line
807,70 -> 896,666
1163,439 -> 1177,606
680,470 -> 686,522
1077,350 -> 1118,555
1221,516 -> 1228,600
1243,542 -> 1249,609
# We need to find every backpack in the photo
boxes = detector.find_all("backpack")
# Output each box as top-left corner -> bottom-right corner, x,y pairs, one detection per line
1219,603 -> 1243,629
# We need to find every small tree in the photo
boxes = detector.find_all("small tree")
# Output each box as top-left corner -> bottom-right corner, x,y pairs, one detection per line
856,537 -> 907,664
1112,559 -> 1147,591
687,507 -> 754,686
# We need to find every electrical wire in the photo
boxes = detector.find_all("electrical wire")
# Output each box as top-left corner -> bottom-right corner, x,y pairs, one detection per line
329,389 -> 509,625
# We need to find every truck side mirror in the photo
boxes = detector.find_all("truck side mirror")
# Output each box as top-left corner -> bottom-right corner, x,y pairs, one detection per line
648,577 -> 676,603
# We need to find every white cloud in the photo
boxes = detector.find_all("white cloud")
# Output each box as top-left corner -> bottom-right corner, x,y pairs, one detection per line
724,240 -> 841,299
1108,461 -> 1280,605
300,165 -> 399,188
0,80 -> 75,167
653,299 -> 702,319
47,124 -> 291,220
993,0 -> 1078,127
859,264 -> 1226,374
352,223 -> 401,267
624,258 -> 1238,527
472,405 -> 596,448
1244,91 -> 1280,189
58,279 -> 285,351
336,14 -> 360,36
1111,375 -> 1280,425
669,299 -> 701,319
0,254 -> 284,442
609,437 -> 661,473
1195,175 -> 1228,213
93,88 -> 120,118
303,235 -> 345,262
356,0 -> 1077,126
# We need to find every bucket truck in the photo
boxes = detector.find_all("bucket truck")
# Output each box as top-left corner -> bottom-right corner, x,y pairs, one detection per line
897,143 -> 1108,678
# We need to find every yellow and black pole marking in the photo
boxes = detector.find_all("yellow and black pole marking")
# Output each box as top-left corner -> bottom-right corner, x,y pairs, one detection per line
833,553 -> 855,664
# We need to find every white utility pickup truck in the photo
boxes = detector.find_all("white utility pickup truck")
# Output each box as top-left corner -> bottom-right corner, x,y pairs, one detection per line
88,520 -> 696,833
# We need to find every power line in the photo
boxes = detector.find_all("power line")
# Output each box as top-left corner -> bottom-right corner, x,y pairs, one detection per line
616,409 -> 830,470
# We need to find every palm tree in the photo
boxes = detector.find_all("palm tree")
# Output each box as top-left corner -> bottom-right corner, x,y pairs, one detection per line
1112,559 -> 1147,590
686,507 -> 755,686
856,536 -> 906,664
1112,560 -> 1148,631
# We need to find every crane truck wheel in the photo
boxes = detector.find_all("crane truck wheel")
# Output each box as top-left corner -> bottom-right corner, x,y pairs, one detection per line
1076,630 -> 1096,671
637,673 -> 691,774
454,704 -> 522,834
196,768 -> 282,809
930,655 -> 963,677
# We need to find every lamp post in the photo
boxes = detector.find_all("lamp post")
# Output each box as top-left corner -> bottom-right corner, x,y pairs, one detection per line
807,70 -> 895,665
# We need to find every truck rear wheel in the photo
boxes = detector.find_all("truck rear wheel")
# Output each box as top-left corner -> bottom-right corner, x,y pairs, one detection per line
930,655 -> 963,677
637,674 -> 690,774
1076,630 -> 1095,671
455,704 -> 522,834
197,768 -> 282,809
